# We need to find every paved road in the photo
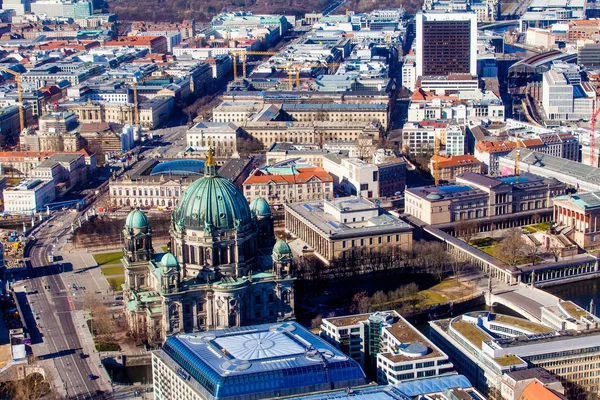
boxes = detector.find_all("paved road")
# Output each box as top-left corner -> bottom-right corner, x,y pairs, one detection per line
20,212 -> 109,399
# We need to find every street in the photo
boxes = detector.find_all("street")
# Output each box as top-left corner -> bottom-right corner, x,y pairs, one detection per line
16,211 -> 110,399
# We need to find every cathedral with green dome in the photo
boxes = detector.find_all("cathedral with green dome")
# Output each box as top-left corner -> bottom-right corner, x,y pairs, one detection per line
121,150 -> 294,344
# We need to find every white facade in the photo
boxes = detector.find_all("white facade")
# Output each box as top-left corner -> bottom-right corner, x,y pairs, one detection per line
444,126 -> 466,156
185,122 -> 238,158
415,11 -> 478,78
3,179 -> 55,212
402,57 -> 417,91
323,156 -> 379,198
321,311 -> 453,385
542,69 -> 595,121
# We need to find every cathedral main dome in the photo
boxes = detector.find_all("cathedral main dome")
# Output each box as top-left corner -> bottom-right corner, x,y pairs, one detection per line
172,149 -> 252,231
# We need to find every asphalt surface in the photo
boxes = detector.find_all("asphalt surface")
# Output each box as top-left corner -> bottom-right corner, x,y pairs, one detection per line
21,212 -> 106,399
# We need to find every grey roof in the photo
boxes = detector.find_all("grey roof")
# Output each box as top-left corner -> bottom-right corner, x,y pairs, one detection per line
281,103 -> 387,111
506,367 -> 562,383
505,149 -> 600,184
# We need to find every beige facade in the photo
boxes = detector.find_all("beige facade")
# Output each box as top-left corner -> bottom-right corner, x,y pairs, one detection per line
61,96 -> 174,130
285,197 -> 412,264
553,192 -> 600,251
110,176 -> 192,209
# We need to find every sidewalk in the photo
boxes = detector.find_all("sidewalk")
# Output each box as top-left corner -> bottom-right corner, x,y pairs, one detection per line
72,309 -> 112,393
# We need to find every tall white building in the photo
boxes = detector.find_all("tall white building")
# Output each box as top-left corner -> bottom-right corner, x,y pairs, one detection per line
542,69 -> 595,121
2,0 -> 30,15
415,11 -> 478,78
31,0 -> 92,19
3,179 -> 55,212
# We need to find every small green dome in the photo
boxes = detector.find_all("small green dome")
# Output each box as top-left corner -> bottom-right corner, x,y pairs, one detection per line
160,252 -> 178,269
125,209 -> 149,230
250,197 -> 271,217
172,174 -> 252,231
273,239 -> 293,261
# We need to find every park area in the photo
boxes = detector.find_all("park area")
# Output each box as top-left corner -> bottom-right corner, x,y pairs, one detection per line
93,251 -> 126,292
462,222 -> 574,267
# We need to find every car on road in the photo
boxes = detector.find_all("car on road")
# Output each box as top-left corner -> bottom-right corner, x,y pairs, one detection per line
72,283 -> 77,290
79,353 -> 88,359
88,374 -> 97,380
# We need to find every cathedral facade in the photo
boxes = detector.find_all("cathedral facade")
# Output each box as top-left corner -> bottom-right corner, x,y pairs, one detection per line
121,151 -> 294,344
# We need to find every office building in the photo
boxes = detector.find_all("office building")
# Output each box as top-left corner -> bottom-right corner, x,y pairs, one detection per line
323,155 -> 379,198
3,179 -> 55,212
152,322 -> 368,400
2,0 -> 30,15
415,11 -> 478,78
320,311 -> 453,384
405,172 -> 566,225
31,0 -> 92,19
430,309 -> 600,398
284,197 -> 413,264
542,69 -> 595,122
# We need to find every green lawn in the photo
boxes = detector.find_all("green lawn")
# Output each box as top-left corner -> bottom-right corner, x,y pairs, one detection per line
93,251 -> 123,266
470,237 -> 500,248
108,276 -> 125,291
523,222 -> 551,233
100,265 -> 124,276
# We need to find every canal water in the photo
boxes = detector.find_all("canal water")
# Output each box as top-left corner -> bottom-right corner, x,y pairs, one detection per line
543,277 -> 600,315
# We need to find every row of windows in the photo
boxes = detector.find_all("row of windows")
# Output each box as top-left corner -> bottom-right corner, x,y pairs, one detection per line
341,235 -> 403,248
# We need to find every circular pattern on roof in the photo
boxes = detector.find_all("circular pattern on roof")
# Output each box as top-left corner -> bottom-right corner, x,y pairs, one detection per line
150,159 -> 205,176
201,334 -> 216,342
426,193 -> 444,200
269,322 -> 296,333
220,358 -> 251,372
305,348 -> 335,362
215,330 -> 304,361
398,343 -> 429,357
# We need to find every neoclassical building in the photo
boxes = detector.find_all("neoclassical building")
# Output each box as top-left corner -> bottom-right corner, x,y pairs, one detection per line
121,150 -> 294,344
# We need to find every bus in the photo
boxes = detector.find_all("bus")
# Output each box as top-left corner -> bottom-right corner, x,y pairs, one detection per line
47,252 -> 54,263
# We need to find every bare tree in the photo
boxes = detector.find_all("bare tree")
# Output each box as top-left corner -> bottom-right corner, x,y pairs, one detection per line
451,260 -> 468,283
548,243 -> 562,262
494,228 -> 526,266
454,220 -> 478,244
523,243 -> 540,265
310,314 -> 323,330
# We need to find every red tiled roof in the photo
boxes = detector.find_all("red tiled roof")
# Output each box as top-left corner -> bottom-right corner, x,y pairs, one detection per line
244,168 -> 333,185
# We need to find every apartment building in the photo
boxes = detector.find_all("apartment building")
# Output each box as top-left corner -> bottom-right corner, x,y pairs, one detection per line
430,154 -> 483,181
320,311 -> 453,384
402,121 -> 465,157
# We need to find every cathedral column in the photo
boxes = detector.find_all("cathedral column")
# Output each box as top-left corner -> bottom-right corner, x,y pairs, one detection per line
206,292 -> 214,329
192,299 -> 198,331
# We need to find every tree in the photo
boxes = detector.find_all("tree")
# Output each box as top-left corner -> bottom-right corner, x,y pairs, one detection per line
350,291 -> 372,314
494,228 -> 526,266
310,314 -> 323,330
523,243 -> 540,265
451,260 -> 468,283
454,220 -> 478,244
548,243 -> 562,262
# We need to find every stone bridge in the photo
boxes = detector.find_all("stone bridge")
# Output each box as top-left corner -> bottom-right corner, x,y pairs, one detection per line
487,283 -> 561,322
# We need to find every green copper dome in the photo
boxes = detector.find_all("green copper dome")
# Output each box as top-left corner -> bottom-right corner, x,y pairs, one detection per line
249,197 -> 271,217
273,239 -> 293,261
125,209 -> 149,230
160,252 -> 178,270
172,149 -> 252,231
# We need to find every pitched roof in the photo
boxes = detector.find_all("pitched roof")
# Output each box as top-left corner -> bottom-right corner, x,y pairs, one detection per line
244,168 -> 333,185
520,380 -> 566,400
431,154 -> 482,168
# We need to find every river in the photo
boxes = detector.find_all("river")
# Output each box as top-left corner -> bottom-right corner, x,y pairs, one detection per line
543,277 -> 600,315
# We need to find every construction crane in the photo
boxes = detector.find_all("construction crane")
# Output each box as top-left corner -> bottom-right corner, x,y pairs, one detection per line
515,132 -> 521,181
277,63 -> 340,90
132,74 -> 170,131
433,134 -> 440,186
0,67 -> 25,133
590,106 -> 600,168
232,51 -> 279,79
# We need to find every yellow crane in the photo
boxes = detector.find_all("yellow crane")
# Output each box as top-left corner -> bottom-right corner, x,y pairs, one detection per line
232,51 -> 279,79
132,74 -> 170,130
0,67 -> 25,133
515,132 -> 521,179
433,134 -> 440,186
277,63 -> 340,90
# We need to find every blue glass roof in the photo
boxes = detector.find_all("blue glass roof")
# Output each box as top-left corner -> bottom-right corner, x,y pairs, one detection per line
293,385 -> 410,399
394,375 -> 472,397
150,160 -> 205,176
161,322 -> 367,399
498,176 -> 531,184
438,185 -> 471,194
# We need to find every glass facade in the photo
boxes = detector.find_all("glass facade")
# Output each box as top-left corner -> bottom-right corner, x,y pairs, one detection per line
159,322 -> 368,399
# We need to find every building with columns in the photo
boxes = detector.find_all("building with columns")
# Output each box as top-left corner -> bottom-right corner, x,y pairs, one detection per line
121,150 -> 295,344
284,197 -> 413,265
553,192 -> 600,251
